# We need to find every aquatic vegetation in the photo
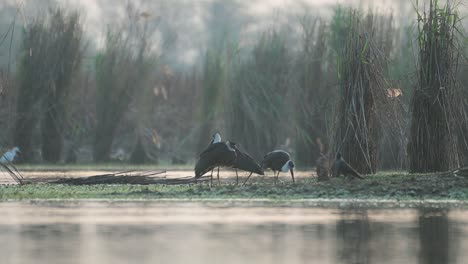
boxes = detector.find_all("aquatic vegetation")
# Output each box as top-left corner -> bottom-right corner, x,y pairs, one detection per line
2,173 -> 468,203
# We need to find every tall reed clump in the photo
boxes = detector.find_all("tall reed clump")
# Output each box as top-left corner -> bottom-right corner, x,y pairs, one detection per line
381,25 -> 414,170
458,37 -> 468,166
41,9 -> 82,163
408,0 -> 462,172
14,21 -> 46,162
332,10 -> 389,174
227,30 -> 291,159
196,49 -> 225,153
14,8 -> 82,163
93,29 -> 151,162
294,16 -> 329,167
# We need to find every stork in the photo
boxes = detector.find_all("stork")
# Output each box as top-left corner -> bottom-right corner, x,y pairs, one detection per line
227,142 -> 264,185
262,150 -> 295,184
195,141 -> 237,186
195,133 -> 264,185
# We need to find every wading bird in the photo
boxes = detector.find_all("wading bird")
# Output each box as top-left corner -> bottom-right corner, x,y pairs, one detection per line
0,147 -> 23,184
196,133 -> 264,185
332,152 -> 363,179
227,142 -> 264,185
195,141 -> 237,186
0,147 -> 20,164
203,132 -> 222,184
262,150 -> 295,184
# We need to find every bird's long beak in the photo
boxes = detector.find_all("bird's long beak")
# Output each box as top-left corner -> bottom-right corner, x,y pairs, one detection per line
290,169 -> 295,183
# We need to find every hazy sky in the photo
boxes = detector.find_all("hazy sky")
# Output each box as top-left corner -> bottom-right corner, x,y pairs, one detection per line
56,0 -> 411,64
1,0 -> 465,67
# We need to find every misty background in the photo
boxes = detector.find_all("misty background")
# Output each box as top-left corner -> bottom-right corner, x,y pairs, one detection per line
0,0 -> 466,168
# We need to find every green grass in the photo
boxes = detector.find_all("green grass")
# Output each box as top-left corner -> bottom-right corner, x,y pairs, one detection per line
2,172 -> 468,205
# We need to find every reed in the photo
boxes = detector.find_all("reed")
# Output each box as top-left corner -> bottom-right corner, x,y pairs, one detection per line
41,9 -> 83,163
196,49 -> 225,153
93,31 -> 151,162
332,10 -> 390,174
14,8 -> 83,163
408,0 -> 462,172
226,30 -> 292,159
294,16 -> 329,167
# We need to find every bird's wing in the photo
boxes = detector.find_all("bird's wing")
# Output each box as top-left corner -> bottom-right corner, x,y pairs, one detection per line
199,142 -> 224,156
233,147 -> 264,175
195,144 -> 236,177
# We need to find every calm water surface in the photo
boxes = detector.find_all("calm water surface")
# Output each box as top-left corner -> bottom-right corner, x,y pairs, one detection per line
0,201 -> 467,264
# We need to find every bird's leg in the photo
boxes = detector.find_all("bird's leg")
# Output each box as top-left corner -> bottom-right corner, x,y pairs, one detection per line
210,169 -> 213,188
274,171 -> 278,185
236,168 -> 239,185
242,172 -> 253,186
217,167 -> 220,185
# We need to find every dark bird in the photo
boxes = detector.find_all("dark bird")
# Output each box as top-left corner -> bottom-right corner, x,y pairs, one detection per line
202,132 -> 223,184
262,150 -> 295,184
195,141 -> 236,186
227,142 -> 264,185
332,153 -> 363,179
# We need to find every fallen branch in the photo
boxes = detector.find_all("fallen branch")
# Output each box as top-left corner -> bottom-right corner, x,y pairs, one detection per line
50,171 -> 209,185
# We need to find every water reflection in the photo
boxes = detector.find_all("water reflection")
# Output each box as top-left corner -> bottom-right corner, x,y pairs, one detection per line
336,211 -> 370,264
0,202 -> 468,264
418,209 -> 460,264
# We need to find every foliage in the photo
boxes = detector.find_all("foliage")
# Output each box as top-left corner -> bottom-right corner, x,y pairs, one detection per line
41,9 -> 83,163
93,16 -> 154,162
227,30 -> 292,160
196,49 -> 225,153
14,8 -> 83,163
14,20 -> 46,162
294,16 -> 330,167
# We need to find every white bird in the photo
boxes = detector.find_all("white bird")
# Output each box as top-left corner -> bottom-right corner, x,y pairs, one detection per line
0,147 -> 20,164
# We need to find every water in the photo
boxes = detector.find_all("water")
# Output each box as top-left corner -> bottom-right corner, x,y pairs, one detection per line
0,201 -> 467,264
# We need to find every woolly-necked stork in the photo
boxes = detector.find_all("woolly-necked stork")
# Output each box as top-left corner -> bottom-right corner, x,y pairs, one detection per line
195,133 -> 264,185
227,142 -> 264,185
262,150 -> 295,184
195,141 -> 236,186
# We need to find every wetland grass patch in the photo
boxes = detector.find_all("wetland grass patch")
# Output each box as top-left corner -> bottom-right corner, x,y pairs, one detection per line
2,173 -> 468,203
